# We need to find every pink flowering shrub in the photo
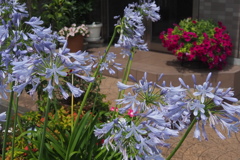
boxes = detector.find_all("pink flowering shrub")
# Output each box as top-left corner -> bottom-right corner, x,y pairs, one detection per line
110,107 -> 136,118
159,18 -> 233,69
127,109 -> 135,117
58,23 -> 89,39
110,106 -> 119,112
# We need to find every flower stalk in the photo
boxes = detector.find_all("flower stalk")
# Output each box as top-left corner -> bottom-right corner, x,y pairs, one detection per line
2,82 -> 14,160
74,25 -> 120,126
120,49 -> 136,92
166,117 -> 197,160
38,93 -> 51,160
11,97 -> 20,160
115,49 -> 136,117
71,74 -> 74,132
64,25 -> 120,160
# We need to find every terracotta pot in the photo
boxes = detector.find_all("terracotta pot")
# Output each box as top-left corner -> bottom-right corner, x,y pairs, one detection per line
67,35 -> 84,52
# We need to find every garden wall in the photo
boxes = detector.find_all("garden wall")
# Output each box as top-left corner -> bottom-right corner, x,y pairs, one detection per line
198,0 -> 240,61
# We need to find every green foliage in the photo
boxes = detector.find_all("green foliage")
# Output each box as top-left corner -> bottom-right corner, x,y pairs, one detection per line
58,75 -> 110,116
42,0 -> 75,31
3,73 -> 111,159
29,73 -> 110,117
19,0 -> 94,31
72,0 -> 94,24
173,18 -> 217,44
4,109 -> 109,159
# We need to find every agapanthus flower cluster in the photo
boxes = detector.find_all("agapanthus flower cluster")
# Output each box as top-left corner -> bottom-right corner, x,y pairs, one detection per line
159,18 -> 233,69
114,0 -> 160,58
95,73 -> 178,159
93,51 -> 123,75
0,112 -> 6,122
58,23 -> 90,39
176,72 -> 240,140
0,112 -> 6,131
0,0 -> 96,100
95,72 -> 240,159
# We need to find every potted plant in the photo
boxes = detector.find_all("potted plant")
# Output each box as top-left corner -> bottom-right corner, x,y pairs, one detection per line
58,24 -> 90,52
84,0 -> 103,42
159,18 -> 233,69
85,22 -> 103,42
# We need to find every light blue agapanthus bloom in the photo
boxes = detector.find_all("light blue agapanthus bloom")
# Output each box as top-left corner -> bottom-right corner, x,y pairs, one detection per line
96,70 -> 240,159
94,2 -> 163,159
114,0 -> 160,57
92,51 -> 123,75
0,80 -> 10,99
95,72 -> 178,160
176,72 -> 240,140
0,0 -> 97,99
0,111 -> 6,131
0,112 -> 6,122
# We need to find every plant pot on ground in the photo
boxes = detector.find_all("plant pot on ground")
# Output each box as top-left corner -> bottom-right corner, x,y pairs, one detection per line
85,22 -> 102,42
159,18 -> 233,70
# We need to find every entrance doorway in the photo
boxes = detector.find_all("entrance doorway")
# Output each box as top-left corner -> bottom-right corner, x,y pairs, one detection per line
146,0 -> 197,52
101,0 -> 197,53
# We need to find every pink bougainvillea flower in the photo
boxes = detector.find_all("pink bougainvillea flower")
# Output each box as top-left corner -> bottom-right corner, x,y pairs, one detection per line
192,20 -> 197,24
110,107 -> 119,112
159,18 -> 232,69
127,109 -> 135,117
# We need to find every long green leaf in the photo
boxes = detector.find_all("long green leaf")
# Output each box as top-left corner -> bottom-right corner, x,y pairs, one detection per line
65,112 -> 92,159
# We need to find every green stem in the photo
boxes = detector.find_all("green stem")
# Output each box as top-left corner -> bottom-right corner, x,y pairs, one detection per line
166,117 -> 197,160
65,25 -> 120,160
122,50 -> 135,85
121,50 -> 135,93
116,55 -> 131,100
115,49 -> 135,117
2,82 -> 14,160
10,97 -> 19,160
74,25 -> 120,126
38,97 -> 51,160
92,73 -> 103,113
121,55 -> 131,83
71,74 -> 74,133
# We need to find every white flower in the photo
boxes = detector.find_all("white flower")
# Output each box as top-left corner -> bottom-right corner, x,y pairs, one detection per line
58,23 -> 89,39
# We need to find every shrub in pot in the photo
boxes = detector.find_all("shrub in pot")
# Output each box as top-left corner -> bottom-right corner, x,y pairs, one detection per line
159,18 -> 233,69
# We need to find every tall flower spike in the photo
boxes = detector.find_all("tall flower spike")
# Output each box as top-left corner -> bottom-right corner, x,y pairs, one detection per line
43,79 -> 54,99
139,0 -> 160,22
0,82 -> 10,99
0,112 -> 6,122
45,64 -> 67,85
193,82 -> 214,103
66,82 -> 84,98
25,17 -> 44,29
114,0 -> 160,56
178,72 -> 240,140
